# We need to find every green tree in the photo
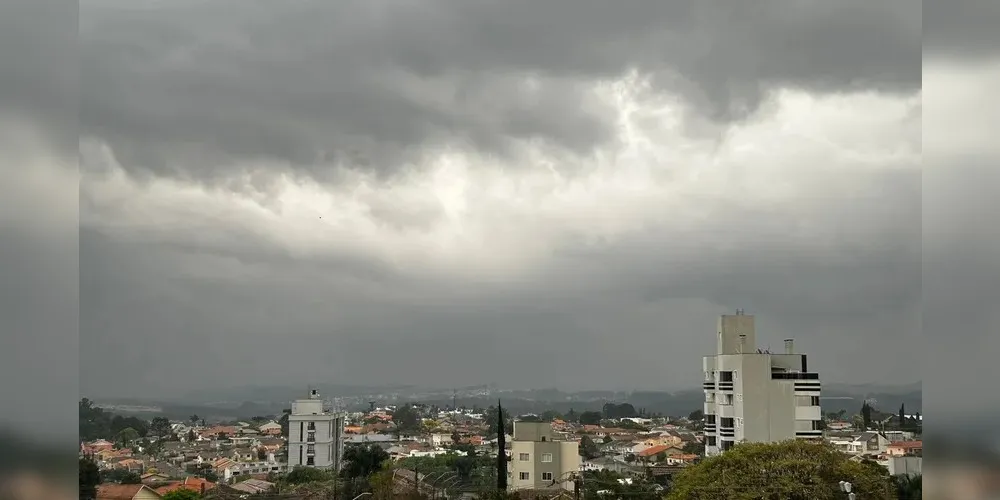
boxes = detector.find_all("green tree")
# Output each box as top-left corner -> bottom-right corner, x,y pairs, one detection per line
162,489 -> 202,500
150,416 -> 173,439
579,435 -> 600,460
392,405 -> 421,434
79,456 -> 101,500
602,435 -> 614,444
682,441 -> 705,456
341,444 -> 391,479
688,409 -> 704,421
189,415 -> 200,425
578,411 -> 602,425
285,466 -> 335,484
666,440 -> 895,500
892,474 -> 921,499
116,427 -> 140,448
564,408 -> 579,423
484,406 -> 513,436
103,468 -> 141,484
602,403 -> 638,419
187,429 -> 197,442
540,410 -> 563,422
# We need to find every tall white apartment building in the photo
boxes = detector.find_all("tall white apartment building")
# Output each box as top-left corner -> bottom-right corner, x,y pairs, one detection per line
287,389 -> 346,471
509,421 -> 580,492
702,310 -> 823,457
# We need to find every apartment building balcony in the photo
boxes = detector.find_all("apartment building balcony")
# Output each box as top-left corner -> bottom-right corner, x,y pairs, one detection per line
703,382 -> 716,391
795,406 -> 822,421
718,404 -> 737,418
717,382 -> 734,392
793,382 -> 821,394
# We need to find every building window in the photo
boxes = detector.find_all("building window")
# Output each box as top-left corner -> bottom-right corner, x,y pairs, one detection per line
706,437 -> 717,446
308,422 -> 316,430
519,472 -> 530,481
719,371 -> 734,382
541,453 -> 553,462
542,472 -> 553,481
811,396 -> 820,406
519,453 -> 530,461
306,457 -> 314,466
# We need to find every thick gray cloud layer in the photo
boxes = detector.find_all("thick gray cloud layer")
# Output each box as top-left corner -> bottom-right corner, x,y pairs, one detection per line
79,0 -> 919,181
5,0 -> 971,416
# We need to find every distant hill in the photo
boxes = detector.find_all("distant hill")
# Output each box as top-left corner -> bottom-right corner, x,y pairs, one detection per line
95,381 -> 921,421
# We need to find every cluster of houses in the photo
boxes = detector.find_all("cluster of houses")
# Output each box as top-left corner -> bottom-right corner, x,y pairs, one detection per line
827,429 -> 923,475
82,404 -> 923,499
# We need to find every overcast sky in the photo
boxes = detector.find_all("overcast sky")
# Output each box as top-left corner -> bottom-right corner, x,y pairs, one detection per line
0,1 -> 995,422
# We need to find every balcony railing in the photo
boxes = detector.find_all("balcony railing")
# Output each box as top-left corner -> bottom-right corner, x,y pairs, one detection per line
771,372 -> 820,380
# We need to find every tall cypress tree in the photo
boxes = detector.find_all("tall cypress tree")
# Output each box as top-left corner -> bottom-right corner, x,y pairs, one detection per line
496,400 -> 507,491
898,404 -> 906,430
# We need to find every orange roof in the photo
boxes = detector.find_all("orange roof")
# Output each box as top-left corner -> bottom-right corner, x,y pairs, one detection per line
97,484 -> 160,499
638,445 -> 671,457
888,441 -> 923,449
155,477 -> 216,495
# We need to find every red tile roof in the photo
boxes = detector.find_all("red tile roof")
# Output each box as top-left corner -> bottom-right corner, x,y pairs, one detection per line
637,444 -> 671,457
97,484 -> 160,499
888,441 -> 923,449
154,476 -> 216,495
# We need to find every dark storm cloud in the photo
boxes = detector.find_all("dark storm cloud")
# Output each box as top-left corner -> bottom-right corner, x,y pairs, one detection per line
925,0 -> 1000,61
78,153 -> 923,398
79,0 -> 919,181
0,0 -> 79,443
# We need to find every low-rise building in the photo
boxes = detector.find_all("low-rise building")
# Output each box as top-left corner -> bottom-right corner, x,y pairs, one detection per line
510,421 -> 580,492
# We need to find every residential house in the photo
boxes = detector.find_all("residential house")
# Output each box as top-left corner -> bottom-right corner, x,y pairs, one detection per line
886,441 -> 923,457
229,478 -> 276,495
154,477 -> 216,496
430,433 -> 454,447
96,484 -> 163,500
636,445 -> 671,463
664,454 -> 699,466
140,472 -> 172,484
835,432 -> 892,456
826,421 -> 853,431
581,457 -> 633,474
83,439 -> 116,455
258,422 -> 282,435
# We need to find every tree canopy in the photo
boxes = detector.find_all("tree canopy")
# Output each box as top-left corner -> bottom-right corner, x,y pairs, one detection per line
162,489 -> 201,500
392,405 -> 421,434
484,405 -> 513,436
342,444 -> 391,479
666,440 -> 895,500
578,411 -> 602,425
602,403 -> 638,419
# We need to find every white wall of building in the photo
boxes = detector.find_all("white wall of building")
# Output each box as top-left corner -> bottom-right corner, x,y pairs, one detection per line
703,312 -> 822,456
287,390 -> 345,471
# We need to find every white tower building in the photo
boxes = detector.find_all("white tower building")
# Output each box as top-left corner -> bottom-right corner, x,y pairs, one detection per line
287,388 -> 346,471
702,310 -> 823,456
